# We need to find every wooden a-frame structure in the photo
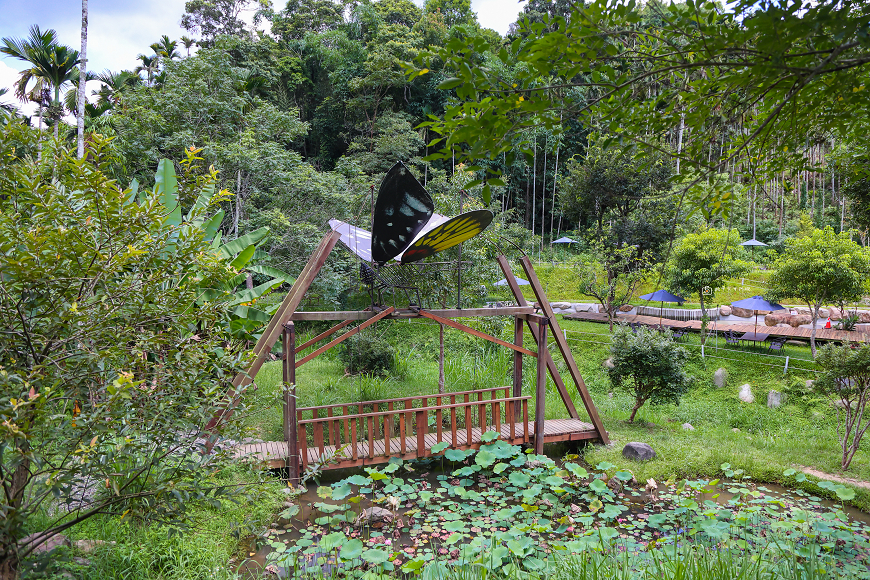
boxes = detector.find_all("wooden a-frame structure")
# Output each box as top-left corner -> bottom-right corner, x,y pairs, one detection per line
211,230 -> 608,479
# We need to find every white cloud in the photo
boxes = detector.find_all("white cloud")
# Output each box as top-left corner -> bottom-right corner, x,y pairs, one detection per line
473,0 -> 526,34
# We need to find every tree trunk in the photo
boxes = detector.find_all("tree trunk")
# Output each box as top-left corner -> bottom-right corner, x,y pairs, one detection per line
233,169 -> 242,238
77,0 -> 88,159
628,397 -> 645,422
676,113 -> 685,174
36,103 -> 43,162
810,303 -> 820,357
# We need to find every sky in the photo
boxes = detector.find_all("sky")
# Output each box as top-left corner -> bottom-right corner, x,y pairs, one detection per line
0,0 -> 527,116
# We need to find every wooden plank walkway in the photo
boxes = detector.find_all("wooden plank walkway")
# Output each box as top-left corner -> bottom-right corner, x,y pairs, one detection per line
564,311 -> 868,344
233,418 -> 597,469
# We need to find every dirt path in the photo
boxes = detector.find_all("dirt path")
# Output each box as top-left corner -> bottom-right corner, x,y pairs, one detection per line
799,466 -> 870,490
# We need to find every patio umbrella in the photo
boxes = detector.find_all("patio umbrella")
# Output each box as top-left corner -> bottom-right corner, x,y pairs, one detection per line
740,239 -> 768,247
552,236 -> 577,244
494,276 -> 530,287
639,289 -> 684,324
731,295 -> 787,333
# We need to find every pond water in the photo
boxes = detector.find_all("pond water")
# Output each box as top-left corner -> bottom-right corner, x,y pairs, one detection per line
238,439 -> 870,579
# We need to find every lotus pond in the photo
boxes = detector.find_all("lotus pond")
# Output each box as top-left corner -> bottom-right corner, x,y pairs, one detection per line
246,433 -> 870,579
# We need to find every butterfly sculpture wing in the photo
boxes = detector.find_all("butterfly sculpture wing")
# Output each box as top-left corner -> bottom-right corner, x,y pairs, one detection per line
400,209 -> 494,264
371,161 -> 434,264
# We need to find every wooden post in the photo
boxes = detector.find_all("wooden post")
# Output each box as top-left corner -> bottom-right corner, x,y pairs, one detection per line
282,323 -> 299,483
513,316 -> 523,421
535,320 -> 548,455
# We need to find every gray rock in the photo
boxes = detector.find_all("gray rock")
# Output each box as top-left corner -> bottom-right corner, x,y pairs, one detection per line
806,379 -> 815,389
602,358 -> 614,369
355,506 -> 394,526
732,428 -> 740,432
682,423 -> 695,431
74,539 -> 113,553
739,384 -> 754,403
20,533 -> 70,555
719,305 -> 732,316
622,442 -> 656,461
767,390 -> 783,409
713,367 -> 728,388
573,303 -> 598,312
551,302 -> 572,310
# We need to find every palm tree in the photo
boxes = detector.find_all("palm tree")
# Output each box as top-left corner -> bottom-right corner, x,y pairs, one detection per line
2,25 -> 81,143
134,54 -> 159,86
180,36 -> 196,57
151,35 -> 180,62
93,70 -> 141,107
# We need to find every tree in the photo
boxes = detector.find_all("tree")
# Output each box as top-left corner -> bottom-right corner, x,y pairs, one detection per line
424,0 -> 477,28
271,0 -> 345,41
578,242 -> 649,331
1,26 -> 80,140
0,126 -> 250,578
814,344 -> 870,470
767,227 -> 870,356
180,35 -> 196,57
413,0 -> 870,209
134,53 -> 159,85
76,0 -> 88,158
665,228 -> 752,323
608,325 -> 692,422
181,0 -> 257,42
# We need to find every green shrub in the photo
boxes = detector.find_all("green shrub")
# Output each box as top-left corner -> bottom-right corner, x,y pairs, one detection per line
341,333 -> 396,376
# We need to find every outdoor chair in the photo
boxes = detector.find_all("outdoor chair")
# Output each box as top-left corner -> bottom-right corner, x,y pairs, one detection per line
724,330 -> 741,346
768,337 -> 786,353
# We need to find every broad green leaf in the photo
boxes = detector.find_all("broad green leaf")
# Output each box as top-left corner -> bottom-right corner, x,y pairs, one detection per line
430,442 -> 449,454
155,159 -> 181,226
361,549 -> 390,564
230,244 -> 256,270
218,227 -> 270,259
340,539 -> 364,560
475,450 -> 496,468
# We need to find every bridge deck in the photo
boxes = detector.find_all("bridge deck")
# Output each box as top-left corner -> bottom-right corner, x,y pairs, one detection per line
233,418 -> 596,470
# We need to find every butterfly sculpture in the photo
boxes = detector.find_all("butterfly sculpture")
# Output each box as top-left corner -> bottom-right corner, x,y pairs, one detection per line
369,161 -> 494,265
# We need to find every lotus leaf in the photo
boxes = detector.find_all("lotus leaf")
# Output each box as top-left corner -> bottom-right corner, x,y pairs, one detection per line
361,549 -> 391,564
445,449 -> 470,462
340,538 -> 364,560
481,430 -> 500,442
475,450 -> 496,467
319,531 -> 347,550
317,486 -> 333,499
835,486 -> 856,501
647,514 -> 668,527
545,475 -> 565,487
431,442 -> 449,454
443,521 -> 466,532
332,484 -> 352,500
614,470 -> 634,482
589,479 -> 608,493
384,462 -> 400,473
493,463 -> 508,474
509,472 -> 530,487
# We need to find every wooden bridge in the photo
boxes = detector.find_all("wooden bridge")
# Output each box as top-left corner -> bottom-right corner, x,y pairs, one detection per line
213,231 -> 608,479
564,311 -> 868,344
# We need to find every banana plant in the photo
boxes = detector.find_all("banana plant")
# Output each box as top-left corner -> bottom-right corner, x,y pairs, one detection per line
143,158 -> 294,338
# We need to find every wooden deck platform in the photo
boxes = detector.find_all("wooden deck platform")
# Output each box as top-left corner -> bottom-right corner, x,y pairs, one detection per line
233,418 -> 597,469
564,311 -> 868,344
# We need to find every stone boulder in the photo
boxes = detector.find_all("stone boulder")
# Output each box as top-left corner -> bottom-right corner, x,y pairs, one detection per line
764,313 -> 787,326
713,367 -> 728,388
829,307 -> 842,321
818,308 -> 830,318
719,305 -> 732,316
859,311 -> 870,323
794,307 -> 811,315
20,533 -> 70,555
551,302 -> 572,310
739,384 -> 754,403
573,303 -> 597,312
355,507 -> 394,527
619,304 -> 634,312
622,442 -> 656,461
767,390 -> 783,409
602,358 -> 615,369
682,423 -> 695,431
730,306 -> 754,318
789,314 -> 812,327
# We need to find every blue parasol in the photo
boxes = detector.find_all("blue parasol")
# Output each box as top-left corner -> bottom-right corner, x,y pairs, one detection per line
731,296 -> 787,332
639,290 -> 684,323
494,276 -> 530,287
552,236 -> 577,244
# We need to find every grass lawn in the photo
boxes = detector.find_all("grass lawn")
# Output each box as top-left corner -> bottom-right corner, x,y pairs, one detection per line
245,314 -> 870,511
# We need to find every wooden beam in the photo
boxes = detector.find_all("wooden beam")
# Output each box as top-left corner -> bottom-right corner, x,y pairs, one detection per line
288,306 -> 534,321
204,231 -> 339,439
534,320 -> 548,455
295,307 -> 396,368
295,319 -> 355,352
282,323 -> 299,483
519,256 -> 609,444
512,317 -> 523,422
496,255 -> 580,420
417,310 -> 537,357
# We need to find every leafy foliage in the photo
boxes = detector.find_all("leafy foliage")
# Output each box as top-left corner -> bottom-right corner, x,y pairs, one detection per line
0,129 -> 250,573
341,333 -> 397,376
815,344 -> 870,470
608,325 -> 692,422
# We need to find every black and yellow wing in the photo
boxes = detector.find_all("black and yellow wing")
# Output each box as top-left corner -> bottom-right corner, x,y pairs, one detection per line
371,161 -> 434,264
400,209 -> 494,264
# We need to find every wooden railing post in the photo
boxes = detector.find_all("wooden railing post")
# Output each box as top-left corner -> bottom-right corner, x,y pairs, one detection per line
513,316 -> 523,422
282,323 -> 299,483
535,319 -> 548,454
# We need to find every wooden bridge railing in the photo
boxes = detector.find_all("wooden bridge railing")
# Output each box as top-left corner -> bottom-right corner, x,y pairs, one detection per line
293,387 -> 531,470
